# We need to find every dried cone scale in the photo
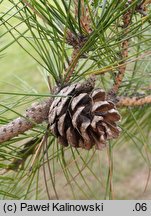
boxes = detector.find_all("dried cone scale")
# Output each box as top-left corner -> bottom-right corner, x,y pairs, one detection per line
48,80 -> 121,150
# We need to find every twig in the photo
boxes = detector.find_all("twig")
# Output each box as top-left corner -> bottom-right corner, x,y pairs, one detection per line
0,78 -> 95,144
135,0 -> 151,24
65,1 -> 92,82
74,0 -> 92,34
0,93 -> 150,144
64,48 -> 80,82
111,2 -> 132,93
136,0 -> 151,15
0,98 -> 52,143
47,75 -> 53,92
117,95 -> 151,107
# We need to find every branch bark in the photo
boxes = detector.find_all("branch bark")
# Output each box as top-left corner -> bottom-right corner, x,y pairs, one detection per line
0,95 -> 150,144
111,2 -> 132,93
65,1 -> 92,82
0,98 -> 52,143
117,95 -> 151,107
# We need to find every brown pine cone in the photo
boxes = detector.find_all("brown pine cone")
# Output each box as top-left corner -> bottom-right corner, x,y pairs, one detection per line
48,81 -> 121,150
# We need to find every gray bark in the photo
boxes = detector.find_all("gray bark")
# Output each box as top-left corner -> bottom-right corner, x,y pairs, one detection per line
0,95 -> 150,144
0,98 -> 52,143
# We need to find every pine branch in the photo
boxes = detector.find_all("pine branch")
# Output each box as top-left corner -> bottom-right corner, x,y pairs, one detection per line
0,93 -> 150,144
65,1 -> 92,82
64,46 -> 80,82
1,1 -> 151,145
117,95 -> 151,107
0,77 -> 95,144
0,98 -> 52,143
111,1 -> 132,93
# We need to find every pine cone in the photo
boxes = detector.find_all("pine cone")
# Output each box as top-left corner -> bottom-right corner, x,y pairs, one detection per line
48,81 -> 121,150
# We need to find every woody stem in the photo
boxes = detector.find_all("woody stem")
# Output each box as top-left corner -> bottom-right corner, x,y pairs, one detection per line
111,3 -> 132,93
0,94 -> 150,144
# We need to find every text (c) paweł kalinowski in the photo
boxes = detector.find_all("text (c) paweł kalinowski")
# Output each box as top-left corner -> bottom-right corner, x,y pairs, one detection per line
20,202 -> 104,212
